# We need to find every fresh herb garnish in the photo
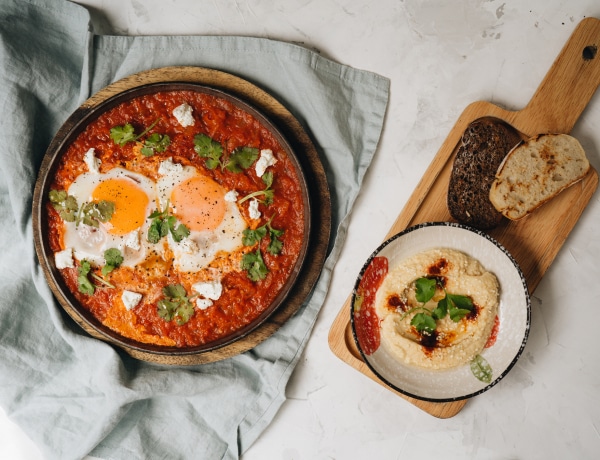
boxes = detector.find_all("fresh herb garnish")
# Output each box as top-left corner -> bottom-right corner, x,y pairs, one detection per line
470,354 -> 493,383
49,190 -> 78,222
109,123 -> 138,145
77,259 -> 115,295
140,132 -> 171,157
110,119 -> 169,156
101,248 -> 124,276
225,146 -> 259,173
147,201 -> 190,244
193,134 -> 258,172
49,190 -> 115,228
238,171 -> 275,205
194,133 -> 223,170
77,200 -> 115,228
400,277 -> 474,335
157,284 -> 195,325
241,249 -> 269,281
242,214 -> 284,255
77,260 -> 95,295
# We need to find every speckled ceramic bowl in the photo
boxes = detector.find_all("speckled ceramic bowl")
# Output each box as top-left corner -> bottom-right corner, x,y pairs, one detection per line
351,222 -> 530,402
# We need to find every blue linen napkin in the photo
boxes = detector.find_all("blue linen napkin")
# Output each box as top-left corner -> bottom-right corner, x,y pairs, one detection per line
0,1 -> 389,459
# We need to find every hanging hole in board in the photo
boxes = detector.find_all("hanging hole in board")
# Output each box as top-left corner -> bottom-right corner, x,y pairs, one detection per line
582,45 -> 597,60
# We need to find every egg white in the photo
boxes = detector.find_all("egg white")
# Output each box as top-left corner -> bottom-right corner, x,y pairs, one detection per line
157,160 -> 247,273
63,167 -> 158,267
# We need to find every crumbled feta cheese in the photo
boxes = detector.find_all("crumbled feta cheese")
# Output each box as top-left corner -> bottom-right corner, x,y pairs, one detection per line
195,298 -> 213,310
248,198 -> 261,220
123,230 -> 141,251
158,157 -> 184,176
83,148 -> 101,173
121,290 -> 143,311
224,190 -> 238,202
255,149 -> 277,177
192,280 -> 223,301
172,103 -> 195,127
54,248 -> 74,269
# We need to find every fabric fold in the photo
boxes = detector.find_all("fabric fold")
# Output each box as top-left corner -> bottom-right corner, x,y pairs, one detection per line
0,1 -> 389,458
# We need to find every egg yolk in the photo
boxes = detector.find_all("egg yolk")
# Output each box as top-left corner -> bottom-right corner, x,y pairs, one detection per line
91,178 -> 149,235
171,176 -> 227,232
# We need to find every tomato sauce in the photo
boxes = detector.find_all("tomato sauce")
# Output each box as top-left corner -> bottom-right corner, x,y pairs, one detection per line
47,90 -> 306,348
485,314 -> 500,348
353,256 -> 388,355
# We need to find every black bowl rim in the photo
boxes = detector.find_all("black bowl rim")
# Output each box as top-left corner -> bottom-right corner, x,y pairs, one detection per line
34,81 -> 312,356
350,221 -> 531,403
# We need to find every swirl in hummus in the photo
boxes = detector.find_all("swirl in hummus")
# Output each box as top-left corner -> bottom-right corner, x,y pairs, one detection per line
375,248 -> 499,370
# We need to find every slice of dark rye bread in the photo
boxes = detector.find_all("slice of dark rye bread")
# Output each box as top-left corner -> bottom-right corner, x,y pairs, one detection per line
447,118 -> 522,229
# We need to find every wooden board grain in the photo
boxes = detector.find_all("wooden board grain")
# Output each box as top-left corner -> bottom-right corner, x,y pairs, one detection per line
329,17 -> 600,417
34,66 -> 331,365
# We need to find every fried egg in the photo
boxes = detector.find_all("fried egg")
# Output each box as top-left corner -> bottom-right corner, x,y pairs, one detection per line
157,159 -> 247,273
63,167 -> 158,267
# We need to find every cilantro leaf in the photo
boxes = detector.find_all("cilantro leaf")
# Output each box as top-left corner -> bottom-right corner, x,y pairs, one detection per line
141,132 -> 171,157
225,147 -> 259,173
110,123 -> 137,146
78,200 -> 115,228
449,307 -> 473,322
410,313 -> 436,335
242,226 -> 267,246
157,284 -> 195,325
470,354 -> 493,383
239,172 -> 275,205
415,277 -> 436,303
147,201 -> 189,244
101,248 -> 124,276
447,293 -> 473,322
77,260 -> 95,295
49,190 -> 79,222
241,249 -> 269,282
241,215 -> 284,255
404,277 -> 477,337
431,297 -> 448,320
169,217 -> 191,242
447,293 -> 473,310
267,233 -> 283,255
194,134 -> 223,170
110,119 -> 166,156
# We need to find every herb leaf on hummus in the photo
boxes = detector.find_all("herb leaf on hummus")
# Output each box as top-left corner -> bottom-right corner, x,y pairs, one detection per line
404,277 -> 474,335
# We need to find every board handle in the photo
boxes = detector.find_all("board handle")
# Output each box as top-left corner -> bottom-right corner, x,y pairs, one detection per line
519,17 -> 600,134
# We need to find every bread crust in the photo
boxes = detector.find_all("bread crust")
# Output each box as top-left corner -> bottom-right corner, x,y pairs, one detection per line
489,133 -> 590,220
447,118 -> 521,229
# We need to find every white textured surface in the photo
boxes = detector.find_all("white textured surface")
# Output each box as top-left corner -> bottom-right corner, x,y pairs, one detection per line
3,0 -> 600,458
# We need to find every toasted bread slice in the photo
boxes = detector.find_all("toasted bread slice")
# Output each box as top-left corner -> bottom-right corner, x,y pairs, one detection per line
489,133 -> 590,220
447,118 -> 522,229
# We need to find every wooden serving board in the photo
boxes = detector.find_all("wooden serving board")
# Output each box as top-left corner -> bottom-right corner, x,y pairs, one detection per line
328,17 -> 600,418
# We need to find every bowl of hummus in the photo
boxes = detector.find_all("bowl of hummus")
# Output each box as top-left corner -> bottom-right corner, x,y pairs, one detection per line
351,222 -> 530,402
